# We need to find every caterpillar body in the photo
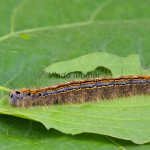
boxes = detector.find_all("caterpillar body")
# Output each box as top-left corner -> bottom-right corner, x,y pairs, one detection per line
9,75 -> 150,107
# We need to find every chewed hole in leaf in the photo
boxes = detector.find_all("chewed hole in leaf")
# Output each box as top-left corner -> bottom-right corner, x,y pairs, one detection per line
48,66 -> 112,79
44,52 -> 150,77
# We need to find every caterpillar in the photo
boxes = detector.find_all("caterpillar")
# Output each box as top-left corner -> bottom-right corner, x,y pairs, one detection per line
9,75 -> 150,107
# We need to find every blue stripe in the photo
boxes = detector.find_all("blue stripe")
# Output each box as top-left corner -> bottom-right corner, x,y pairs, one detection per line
96,81 -> 113,86
81,83 -> 96,88
131,80 -> 146,84
39,79 -> 149,96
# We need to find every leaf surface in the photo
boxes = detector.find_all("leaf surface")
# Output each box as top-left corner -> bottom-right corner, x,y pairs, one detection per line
0,0 -> 150,147
1,95 -> 150,144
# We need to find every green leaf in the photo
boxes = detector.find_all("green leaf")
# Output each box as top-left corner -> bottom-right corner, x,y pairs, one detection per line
0,0 -> 150,148
45,52 -> 150,76
1,0 -> 150,87
0,115 -> 150,150
0,115 -> 118,150
1,95 -> 150,144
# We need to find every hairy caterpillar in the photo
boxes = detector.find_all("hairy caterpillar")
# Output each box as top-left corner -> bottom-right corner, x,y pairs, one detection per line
9,75 -> 150,107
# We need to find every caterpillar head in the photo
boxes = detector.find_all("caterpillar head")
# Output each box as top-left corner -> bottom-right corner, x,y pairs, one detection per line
9,90 -> 24,106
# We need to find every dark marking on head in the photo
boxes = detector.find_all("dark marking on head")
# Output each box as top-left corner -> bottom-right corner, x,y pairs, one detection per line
27,93 -> 31,96
10,94 -> 13,98
16,91 -> 20,94
9,90 -> 24,105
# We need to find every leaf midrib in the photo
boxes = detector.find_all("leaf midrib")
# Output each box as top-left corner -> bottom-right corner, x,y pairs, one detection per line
1,0 -> 150,42
1,18 -> 150,42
